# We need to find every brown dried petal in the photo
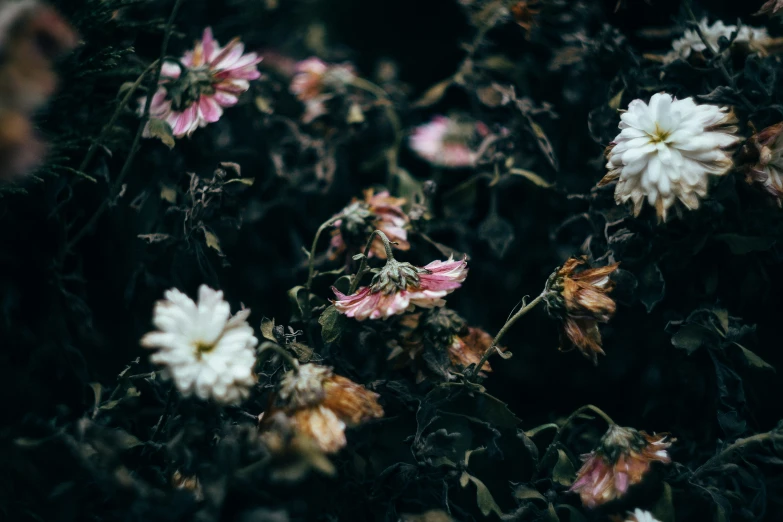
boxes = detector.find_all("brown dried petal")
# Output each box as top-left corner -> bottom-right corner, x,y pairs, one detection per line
322,375 -> 384,426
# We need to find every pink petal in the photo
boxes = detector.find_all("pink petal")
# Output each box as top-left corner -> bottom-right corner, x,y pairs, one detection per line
201,27 -> 218,62
198,95 -> 223,123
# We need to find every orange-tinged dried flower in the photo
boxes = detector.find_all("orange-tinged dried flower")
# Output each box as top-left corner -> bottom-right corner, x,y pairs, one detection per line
262,363 -> 383,453
388,308 -> 498,382
741,122 -> 783,204
510,1 -> 540,35
329,189 -> 410,261
0,1 -> 77,178
544,256 -> 619,364
289,57 -> 356,123
571,425 -> 673,508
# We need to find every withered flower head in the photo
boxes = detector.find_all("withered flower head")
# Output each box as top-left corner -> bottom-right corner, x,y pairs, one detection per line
289,57 -> 356,123
263,363 -> 383,453
389,308 -> 499,382
510,1 -> 540,35
329,189 -> 411,261
332,257 -> 468,321
0,1 -> 76,178
571,425 -> 673,508
259,410 -> 336,480
741,122 -> 783,204
544,256 -> 619,364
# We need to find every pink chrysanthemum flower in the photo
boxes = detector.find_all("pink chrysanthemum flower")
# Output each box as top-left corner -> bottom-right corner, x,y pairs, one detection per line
332,257 -> 468,320
329,189 -> 410,261
289,57 -> 355,123
141,28 -> 262,138
570,425 -> 674,508
409,116 -> 489,168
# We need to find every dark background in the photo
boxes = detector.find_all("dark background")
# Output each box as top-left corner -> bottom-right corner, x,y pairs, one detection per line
1,0 -> 783,520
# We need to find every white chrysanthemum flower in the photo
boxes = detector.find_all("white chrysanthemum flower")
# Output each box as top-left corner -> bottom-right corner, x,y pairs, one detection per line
666,18 -> 769,63
142,285 -> 258,404
599,92 -> 739,220
626,509 -> 661,522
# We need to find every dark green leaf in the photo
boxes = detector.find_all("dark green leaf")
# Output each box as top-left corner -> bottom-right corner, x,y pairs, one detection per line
318,305 -> 345,343
552,449 -> 575,486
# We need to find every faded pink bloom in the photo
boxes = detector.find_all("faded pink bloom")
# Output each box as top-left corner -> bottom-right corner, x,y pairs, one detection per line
332,257 -> 468,320
571,425 -> 673,508
141,28 -> 262,138
409,116 -> 488,168
329,189 -> 410,261
290,57 -> 355,123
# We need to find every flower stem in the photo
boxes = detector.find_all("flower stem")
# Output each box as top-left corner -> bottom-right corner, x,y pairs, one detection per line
64,0 -> 184,253
348,229 -> 394,294
350,77 -> 402,186
692,431 -> 779,479
533,404 -> 616,478
258,342 -> 300,372
468,292 -> 545,378
305,214 -> 344,294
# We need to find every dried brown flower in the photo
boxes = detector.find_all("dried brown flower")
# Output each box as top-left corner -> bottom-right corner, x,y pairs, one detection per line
741,122 -> 783,204
544,256 -> 619,364
571,425 -> 673,508
261,363 -> 383,453
0,2 -> 77,178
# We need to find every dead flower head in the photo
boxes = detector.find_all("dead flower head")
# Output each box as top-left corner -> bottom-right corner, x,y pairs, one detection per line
544,256 -> 619,364
741,122 -> 783,204
262,363 -> 383,453
329,189 -> 411,261
389,308 -> 499,382
571,424 -> 674,508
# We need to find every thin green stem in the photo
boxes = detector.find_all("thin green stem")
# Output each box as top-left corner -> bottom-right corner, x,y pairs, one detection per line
348,229 -> 394,294
65,0 -> 184,252
306,214 -> 344,292
468,292 -> 545,378
76,59 -> 160,179
258,342 -> 300,371
350,77 -> 402,186
692,431 -> 778,479
533,404 -> 615,478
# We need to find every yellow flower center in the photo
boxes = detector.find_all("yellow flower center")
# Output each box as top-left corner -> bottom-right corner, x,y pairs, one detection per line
649,124 -> 671,144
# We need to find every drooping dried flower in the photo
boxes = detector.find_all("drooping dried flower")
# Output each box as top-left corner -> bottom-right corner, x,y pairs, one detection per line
544,256 -> 619,364
409,116 -> 489,168
509,1 -> 540,35
262,363 -> 383,453
571,425 -> 673,508
665,18 -> 769,63
599,93 -> 739,221
141,28 -> 262,138
258,410 -> 337,480
289,57 -> 356,123
332,257 -> 468,320
329,189 -> 410,261
0,1 -> 76,178
757,0 -> 783,17
741,122 -> 783,204
389,308 -> 499,382
141,285 -> 258,405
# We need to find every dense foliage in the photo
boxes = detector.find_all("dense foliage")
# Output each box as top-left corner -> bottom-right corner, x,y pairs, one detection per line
3,0 -> 783,521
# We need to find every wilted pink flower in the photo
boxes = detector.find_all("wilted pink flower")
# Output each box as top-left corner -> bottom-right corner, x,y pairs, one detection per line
290,57 -> 355,123
141,28 -> 262,138
329,189 -> 410,260
571,425 -> 673,508
332,257 -> 468,320
741,122 -> 783,204
409,116 -> 489,168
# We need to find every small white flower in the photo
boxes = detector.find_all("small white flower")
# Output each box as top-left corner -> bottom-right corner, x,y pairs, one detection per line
142,285 -> 258,404
599,92 -> 739,220
666,18 -> 769,63
626,509 -> 661,522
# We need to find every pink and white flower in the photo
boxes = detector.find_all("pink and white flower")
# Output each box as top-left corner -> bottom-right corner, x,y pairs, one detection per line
332,257 -> 468,320
141,28 -> 262,138
289,57 -> 356,123
570,425 -> 673,508
409,116 -> 488,168
329,189 -> 411,261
